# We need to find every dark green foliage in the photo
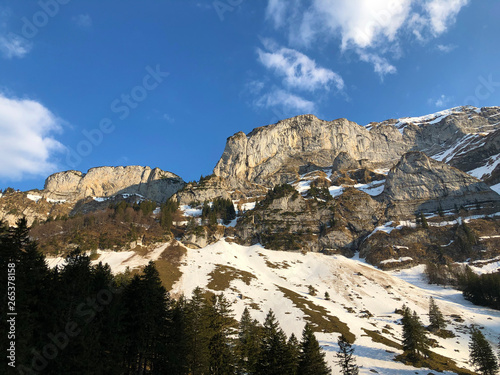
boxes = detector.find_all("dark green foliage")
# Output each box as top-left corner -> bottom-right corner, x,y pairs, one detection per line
260,184 -> 299,206
428,297 -> 447,332
425,261 -> 455,286
297,323 -> 331,375
288,333 -> 300,375
202,197 -> 237,225
308,186 -> 333,201
237,308 -> 262,374
207,294 -> 236,374
122,261 -> 170,374
160,198 -> 179,229
469,327 -> 499,375
336,334 -> 358,375
458,267 -> 500,309
185,287 -> 212,374
420,212 -> 429,229
402,306 -> 429,361
255,310 -> 296,375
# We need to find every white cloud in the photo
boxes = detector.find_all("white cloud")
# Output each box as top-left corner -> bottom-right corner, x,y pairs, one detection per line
426,0 -> 468,35
73,14 -> 93,28
436,43 -> 457,53
255,88 -> 315,113
265,0 -> 469,76
0,8 -> 32,59
0,93 -> 65,180
257,41 -> 344,91
0,33 -> 32,59
433,94 -> 452,107
357,51 -> 397,77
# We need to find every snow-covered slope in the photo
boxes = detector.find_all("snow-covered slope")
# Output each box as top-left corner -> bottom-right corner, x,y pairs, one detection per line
49,240 -> 500,374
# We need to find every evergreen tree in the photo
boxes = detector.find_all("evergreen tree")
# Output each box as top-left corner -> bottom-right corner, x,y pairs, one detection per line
420,212 -> 429,229
185,287 -> 211,375
402,307 -> 429,361
336,334 -> 358,375
256,310 -> 295,375
288,333 -> 300,375
207,293 -> 236,375
428,297 -> 446,332
469,327 -> 499,375
122,261 -> 170,374
297,323 -> 331,375
165,295 -> 190,375
237,308 -> 262,374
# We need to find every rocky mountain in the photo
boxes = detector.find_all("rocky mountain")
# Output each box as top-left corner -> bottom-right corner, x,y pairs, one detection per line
381,152 -> 500,219
43,165 -> 184,203
214,106 -> 500,190
2,105 -> 500,266
0,166 -> 184,226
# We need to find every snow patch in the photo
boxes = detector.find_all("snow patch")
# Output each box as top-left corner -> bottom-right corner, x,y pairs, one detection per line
467,153 -> 500,179
27,194 -> 42,202
354,180 -> 385,196
180,205 -> 203,217
380,257 -> 413,265
328,185 -> 344,198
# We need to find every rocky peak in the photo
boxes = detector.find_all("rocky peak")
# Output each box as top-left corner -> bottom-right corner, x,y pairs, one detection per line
44,165 -> 185,203
214,114 -> 407,188
214,106 -> 500,193
382,152 -> 500,218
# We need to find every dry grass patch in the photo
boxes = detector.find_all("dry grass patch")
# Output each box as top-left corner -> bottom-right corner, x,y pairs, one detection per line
207,265 -> 256,291
276,285 -> 355,343
154,242 -> 187,291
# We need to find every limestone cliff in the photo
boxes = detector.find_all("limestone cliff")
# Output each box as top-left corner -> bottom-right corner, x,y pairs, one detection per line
214,114 -> 406,187
44,166 -> 185,203
381,152 -> 500,218
213,106 -> 500,189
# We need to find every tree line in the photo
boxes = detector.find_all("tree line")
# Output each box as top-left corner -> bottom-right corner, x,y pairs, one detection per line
0,218 -> 344,375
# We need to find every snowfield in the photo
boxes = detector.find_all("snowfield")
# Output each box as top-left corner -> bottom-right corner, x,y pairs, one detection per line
46,240 -> 500,374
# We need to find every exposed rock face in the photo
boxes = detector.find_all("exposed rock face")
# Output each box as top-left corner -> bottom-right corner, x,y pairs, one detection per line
234,187 -> 384,254
173,176 -> 233,206
382,152 -> 500,218
214,107 -> 500,190
214,115 -> 407,188
44,166 -> 185,203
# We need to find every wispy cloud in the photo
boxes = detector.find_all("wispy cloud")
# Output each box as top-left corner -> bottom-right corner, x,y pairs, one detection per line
0,10 -> 32,59
431,94 -> 452,107
73,14 -> 93,29
0,33 -> 31,59
0,93 -> 65,180
357,51 -> 397,77
436,43 -> 457,53
255,88 -> 315,113
257,40 -> 344,91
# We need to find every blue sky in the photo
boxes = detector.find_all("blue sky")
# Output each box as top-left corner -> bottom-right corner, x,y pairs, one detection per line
0,0 -> 499,191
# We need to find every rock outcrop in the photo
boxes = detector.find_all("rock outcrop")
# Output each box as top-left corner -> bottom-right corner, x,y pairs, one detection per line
382,152 -> 500,218
44,166 -> 185,203
234,186 -> 384,254
213,107 -> 500,190
214,114 -> 407,188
